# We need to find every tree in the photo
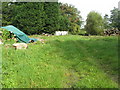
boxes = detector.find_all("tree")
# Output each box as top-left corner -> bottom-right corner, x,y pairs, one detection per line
2,2 -> 61,34
2,2 -> 83,35
110,7 -> 120,30
85,11 -> 104,35
58,15 -> 70,31
2,2 -> 14,26
0,3 -> 2,26
2,2 -> 46,35
103,14 -> 111,30
59,3 -> 83,34
12,2 -> 46,35
44,2 -> 60,34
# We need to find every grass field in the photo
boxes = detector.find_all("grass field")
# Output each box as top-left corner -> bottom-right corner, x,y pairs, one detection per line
1,35 -> 119,88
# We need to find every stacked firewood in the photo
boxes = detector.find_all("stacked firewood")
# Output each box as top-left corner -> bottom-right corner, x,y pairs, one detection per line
104,29 -> 120,36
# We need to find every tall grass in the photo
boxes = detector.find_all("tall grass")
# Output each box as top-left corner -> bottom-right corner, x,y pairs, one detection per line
2,35 -> 119,88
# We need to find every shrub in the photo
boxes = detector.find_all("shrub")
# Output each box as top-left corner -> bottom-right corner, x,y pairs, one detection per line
0,29 -> 14,40
78,29 -> 87,35
85,11 -> 104,35
69,23 -> 81,35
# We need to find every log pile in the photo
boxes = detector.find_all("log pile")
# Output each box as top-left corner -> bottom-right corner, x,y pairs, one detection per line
104,29 -> 120,36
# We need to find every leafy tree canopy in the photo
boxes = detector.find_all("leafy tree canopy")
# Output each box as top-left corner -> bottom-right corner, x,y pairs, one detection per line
110,7 -> 120,30
85,11 -> 104,35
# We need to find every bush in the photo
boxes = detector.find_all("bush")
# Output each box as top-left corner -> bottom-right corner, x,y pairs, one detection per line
85,11 -> 104,35
0,29 -> 14,40
69,23 -> 81,35
78,29 -> 87,35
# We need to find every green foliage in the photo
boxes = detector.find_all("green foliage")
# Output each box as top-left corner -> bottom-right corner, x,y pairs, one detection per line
44,2 -> 60,34
2,2 -> 60,35
2,35 -> 118,88
59,15 -> 70,31
69,23 -> 81,34
85,11 -> 104,35
12,2 -> 45,35
103,14 -> 111,30
0,29 -> 14,40
110,7 -> 120,30
59,3 -> 82,34
59,3 -> 82,25
2,2 -> 83,35
2,2 -> 14,26
0,14 -> 2,27
78,29 -> 87,35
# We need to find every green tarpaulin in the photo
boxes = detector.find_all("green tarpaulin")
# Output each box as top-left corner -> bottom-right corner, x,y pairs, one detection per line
1,25 -> 37,43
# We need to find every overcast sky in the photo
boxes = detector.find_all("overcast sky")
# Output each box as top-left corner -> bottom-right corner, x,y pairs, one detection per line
58,0 -> 119,21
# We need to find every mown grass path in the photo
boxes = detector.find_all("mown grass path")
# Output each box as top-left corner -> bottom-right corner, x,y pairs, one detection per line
2,35 -> 119,88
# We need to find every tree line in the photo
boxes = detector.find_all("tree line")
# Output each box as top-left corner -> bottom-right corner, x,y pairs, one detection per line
2,2 -> 82,35
85,7 -> 120,35
2,2 -> 120,35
